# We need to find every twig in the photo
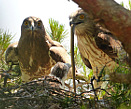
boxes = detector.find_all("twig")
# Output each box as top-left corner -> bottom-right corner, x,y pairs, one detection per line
71,24 -> 76,93
0,63 -> 21,87
90,76 -> 98,101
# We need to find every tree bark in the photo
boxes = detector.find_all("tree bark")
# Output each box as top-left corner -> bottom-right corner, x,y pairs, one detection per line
72,0 -> 131,67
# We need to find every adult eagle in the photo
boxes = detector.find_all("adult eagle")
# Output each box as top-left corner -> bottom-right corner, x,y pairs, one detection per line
69,9 -> 128,87
17,16 -> 71,82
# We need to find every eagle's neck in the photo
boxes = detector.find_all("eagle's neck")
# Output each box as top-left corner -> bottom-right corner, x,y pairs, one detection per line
19,33 -> 49,55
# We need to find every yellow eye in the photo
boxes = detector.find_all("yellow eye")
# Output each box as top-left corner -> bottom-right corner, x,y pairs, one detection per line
24,21 -> 28,26
79,15 -> 85,19
38,21 -> 41,26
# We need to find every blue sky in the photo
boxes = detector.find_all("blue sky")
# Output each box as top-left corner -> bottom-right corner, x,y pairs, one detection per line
0,0 -> 129,45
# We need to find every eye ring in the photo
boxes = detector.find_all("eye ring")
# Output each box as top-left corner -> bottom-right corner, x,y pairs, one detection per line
79,15 -> 85,19
24,21 -> 28,26
37,21 -> 41,26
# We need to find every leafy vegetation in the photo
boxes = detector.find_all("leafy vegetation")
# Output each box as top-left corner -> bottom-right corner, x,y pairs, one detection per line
102,65 -> 131,108
0,29 -> 21,88
46,18 -> 68,43
0,29 -> 13,67
121,0 -> 131,10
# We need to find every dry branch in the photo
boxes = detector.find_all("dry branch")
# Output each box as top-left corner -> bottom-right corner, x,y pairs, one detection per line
0,76 -> 114,108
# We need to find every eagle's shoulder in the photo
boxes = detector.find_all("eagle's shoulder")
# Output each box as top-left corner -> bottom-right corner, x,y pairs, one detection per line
95,24 -> 128,63
5,42 -> 19,65
49,46 -> 71,64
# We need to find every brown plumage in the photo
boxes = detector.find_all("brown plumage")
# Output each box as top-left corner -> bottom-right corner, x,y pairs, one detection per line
5,42 -> 18,65
69,9 -> 128,87
17,16 -> 71,82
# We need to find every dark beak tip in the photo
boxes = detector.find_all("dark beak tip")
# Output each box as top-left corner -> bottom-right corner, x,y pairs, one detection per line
69,21 -> 75,26
69,22 -> 72,26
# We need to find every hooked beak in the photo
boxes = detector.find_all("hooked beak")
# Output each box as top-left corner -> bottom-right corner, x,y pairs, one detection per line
31,22 -> 35,31
69,20 -> 76,33
69,19 -> 84,27
69,19 -> 75,26
29,22 -> 36,31
69,21 -> 74,26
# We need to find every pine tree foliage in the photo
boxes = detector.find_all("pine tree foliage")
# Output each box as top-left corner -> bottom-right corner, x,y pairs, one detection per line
0,29 -> 13,66
47,18 -> 68,43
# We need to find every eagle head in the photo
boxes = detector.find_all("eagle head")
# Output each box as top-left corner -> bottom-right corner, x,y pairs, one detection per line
69,9 -> 95,36
21,16 -> 46,38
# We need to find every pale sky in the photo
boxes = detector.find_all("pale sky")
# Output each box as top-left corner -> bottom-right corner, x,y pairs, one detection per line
0,0 -> 129,45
